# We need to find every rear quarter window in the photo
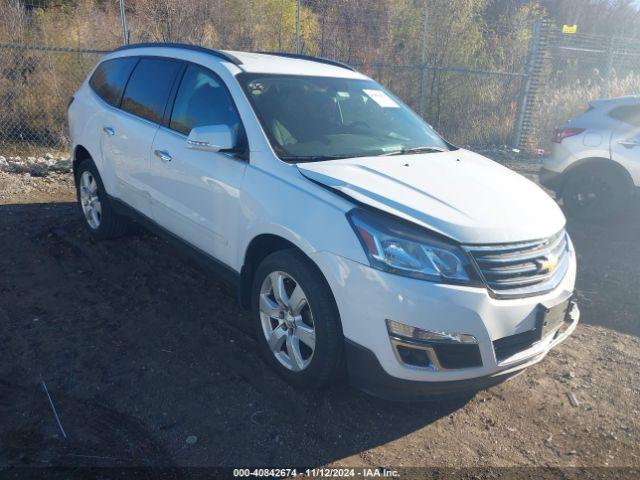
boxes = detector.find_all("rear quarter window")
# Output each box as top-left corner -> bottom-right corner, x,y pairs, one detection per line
89,57 -> 138,107
121,58 -> 183,124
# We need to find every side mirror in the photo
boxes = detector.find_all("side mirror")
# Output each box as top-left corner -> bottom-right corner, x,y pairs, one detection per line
186,124 -> 236,152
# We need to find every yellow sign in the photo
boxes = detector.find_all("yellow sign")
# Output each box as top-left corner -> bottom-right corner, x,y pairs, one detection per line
562,24 -> 578,34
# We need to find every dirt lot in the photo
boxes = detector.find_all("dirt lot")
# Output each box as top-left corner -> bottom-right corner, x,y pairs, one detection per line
0,162 -> 639,475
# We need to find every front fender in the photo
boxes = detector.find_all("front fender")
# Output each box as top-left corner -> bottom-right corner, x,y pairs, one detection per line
235,161 -> 368,271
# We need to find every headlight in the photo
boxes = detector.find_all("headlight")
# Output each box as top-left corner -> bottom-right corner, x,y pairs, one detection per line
347,208 -> 482,286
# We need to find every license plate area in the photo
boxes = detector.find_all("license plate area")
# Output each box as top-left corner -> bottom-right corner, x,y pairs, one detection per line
536,295 -> 572,340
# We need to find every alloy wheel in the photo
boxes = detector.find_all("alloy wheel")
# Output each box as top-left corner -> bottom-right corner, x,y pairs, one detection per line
79,170 -> 102,229
259,271 -> 316,372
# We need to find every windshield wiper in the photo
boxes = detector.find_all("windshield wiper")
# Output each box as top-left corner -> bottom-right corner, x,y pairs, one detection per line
281,147 -> 446,162
384,146 -> 447,156
281,154 -> 369,163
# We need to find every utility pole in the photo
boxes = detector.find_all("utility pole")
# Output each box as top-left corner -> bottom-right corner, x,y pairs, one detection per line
418,1 -> 428,117
296,0 -> 301,54
119,0 -> 129,45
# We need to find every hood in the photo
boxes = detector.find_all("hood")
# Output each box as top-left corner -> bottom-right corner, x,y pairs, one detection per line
297,149 -> 565,244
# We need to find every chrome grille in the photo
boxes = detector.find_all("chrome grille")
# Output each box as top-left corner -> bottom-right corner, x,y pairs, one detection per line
464,230 -> 570,298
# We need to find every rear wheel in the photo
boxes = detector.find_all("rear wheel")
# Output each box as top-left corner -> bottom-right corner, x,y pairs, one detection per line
562,165 -> 630,221
75,159 -> 130,239
251,249 -> 344,388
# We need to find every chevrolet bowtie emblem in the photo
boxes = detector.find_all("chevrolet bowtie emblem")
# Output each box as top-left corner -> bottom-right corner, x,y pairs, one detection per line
537,256 -> 558,273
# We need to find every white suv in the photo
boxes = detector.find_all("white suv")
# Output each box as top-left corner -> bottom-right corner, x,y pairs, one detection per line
68,43 -> 579,400
541,96 -> 640,220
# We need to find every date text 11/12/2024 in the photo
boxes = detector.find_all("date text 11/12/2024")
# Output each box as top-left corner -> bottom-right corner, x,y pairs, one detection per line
233,468 -> 400,478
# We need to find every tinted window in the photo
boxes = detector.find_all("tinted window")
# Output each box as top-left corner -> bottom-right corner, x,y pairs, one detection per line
121,58 -> 183,124
609,105 -> 640,127
89,57 -> 137,107
170,64 -> 242,136
238,74 -> 448,162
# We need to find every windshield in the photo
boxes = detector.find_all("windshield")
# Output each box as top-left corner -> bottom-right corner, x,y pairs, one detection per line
237,73 -> 450,162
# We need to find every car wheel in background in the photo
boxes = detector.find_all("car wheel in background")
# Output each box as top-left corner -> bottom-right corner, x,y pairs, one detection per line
75,158 -> 131,239
562,164 -> 630,221
251,249 -> 344,389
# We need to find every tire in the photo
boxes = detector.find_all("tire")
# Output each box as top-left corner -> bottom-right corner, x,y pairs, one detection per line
562,164 -> 631,222
74,158 -> 130,239
251,249 -> 344,389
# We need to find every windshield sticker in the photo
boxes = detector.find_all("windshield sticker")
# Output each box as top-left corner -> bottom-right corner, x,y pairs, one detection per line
249,81 -> 265,95
381,145 -> 404,152
336,91 -> 350,98
363,89 -> 400,108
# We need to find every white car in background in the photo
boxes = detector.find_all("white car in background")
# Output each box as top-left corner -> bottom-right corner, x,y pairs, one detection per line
541,96 -> 640,220
68,43 -> 579,400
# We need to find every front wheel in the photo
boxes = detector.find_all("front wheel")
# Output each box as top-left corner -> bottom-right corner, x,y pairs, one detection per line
251,249 -> 344,389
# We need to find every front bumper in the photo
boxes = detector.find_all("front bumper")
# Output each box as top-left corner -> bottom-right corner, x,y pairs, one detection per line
346,302 -> 579,401
345,339 -> 523,401
310,248 -> 578,399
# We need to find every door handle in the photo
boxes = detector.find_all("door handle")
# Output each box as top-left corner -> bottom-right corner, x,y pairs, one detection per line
618,139 -> 640,148
102,126 -> 115,136
154,150 -> 172,162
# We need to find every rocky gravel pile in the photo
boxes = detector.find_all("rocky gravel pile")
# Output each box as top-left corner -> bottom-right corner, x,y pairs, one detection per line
0,153 -> 71,176
0,166 -> 74,203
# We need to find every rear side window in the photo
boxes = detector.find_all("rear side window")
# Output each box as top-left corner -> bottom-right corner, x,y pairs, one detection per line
608,105 -> 640,127
121,58 -> 183,124
169,64 -> 242,136
89,57 -> 137,107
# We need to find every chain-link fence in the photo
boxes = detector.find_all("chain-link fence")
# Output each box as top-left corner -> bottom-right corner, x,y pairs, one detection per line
0,44 -> 104,155
531,27 -> 640,149
297,0 -> 531,147
0,1 -> 534,156
0,42 -> 527,155
3,0 -> 638,157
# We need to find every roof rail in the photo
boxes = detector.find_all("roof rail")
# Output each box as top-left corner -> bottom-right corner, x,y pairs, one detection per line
113,42 -> 243,66
255,51 -> 356,72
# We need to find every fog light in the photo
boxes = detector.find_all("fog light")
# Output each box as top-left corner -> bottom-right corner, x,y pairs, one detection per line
396,345 -> 432,367
386,319 -> 477,344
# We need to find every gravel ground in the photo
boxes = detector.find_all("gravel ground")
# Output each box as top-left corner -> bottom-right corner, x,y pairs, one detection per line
0,157 -> 639,476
